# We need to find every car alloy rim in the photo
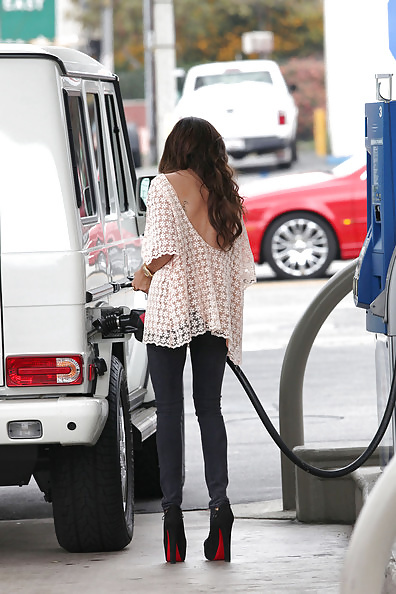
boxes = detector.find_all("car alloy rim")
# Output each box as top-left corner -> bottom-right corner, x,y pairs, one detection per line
271,217 -> 329,277
118,400 -> 128,512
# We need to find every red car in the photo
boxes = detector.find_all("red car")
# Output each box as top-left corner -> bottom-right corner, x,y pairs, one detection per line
242,156 -> 367,279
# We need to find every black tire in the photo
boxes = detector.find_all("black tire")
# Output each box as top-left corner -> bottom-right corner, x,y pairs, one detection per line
278,159 -> 292,170
127,122 -> 141,168
132,148 -> 141,168
229,151 -> 246,160
291,138 -> 298,162
278,139 -> 297,170
263,211 -> 337,280
134,433 -> 162,499
50,357 -> 134,552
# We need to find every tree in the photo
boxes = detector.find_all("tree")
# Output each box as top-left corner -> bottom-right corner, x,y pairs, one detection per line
174,0 -> 323,67
68,0 -> 323,71
69,0 -> 144,70
281,56 -> 326,140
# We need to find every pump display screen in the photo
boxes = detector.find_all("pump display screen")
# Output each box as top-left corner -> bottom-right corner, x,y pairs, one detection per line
371,142 -> 383,204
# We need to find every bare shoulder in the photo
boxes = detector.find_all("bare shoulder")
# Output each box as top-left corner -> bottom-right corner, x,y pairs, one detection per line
165,171 -> 193,189
164,171 -> 180,182
164,171 -> 199,196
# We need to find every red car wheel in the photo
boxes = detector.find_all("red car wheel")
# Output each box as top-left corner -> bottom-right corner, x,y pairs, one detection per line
263,211 -> 337,279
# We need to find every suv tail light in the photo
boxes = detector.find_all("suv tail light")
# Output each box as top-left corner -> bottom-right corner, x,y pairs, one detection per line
6,356 -> 83,387
278,111 -> 286,125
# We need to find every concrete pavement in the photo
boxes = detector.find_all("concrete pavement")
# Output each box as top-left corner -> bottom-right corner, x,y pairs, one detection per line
0,501 -> 352,593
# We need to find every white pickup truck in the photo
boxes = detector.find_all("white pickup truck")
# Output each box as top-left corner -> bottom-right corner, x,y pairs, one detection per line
0,44 -> 159,553
175,59 -> 299,168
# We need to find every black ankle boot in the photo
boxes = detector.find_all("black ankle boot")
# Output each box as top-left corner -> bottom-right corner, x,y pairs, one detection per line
163,504 -> 187,563
204,502 -> 234,562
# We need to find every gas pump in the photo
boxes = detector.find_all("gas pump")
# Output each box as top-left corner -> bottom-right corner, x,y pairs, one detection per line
354,73 -> 396,325
354,73 -> 396,461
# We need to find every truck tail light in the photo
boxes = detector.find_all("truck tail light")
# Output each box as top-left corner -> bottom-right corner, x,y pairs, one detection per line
6,356 -> 83,387
278,111 -> 286,125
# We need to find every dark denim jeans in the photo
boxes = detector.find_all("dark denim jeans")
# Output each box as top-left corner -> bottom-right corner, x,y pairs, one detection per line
147,332 -> 229,511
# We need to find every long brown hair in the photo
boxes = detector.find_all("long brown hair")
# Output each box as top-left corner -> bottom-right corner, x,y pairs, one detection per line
159,117 -> 244,249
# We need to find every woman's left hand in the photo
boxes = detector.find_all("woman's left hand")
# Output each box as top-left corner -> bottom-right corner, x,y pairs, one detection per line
132,255 -> 173,294
132,267 -> 151,294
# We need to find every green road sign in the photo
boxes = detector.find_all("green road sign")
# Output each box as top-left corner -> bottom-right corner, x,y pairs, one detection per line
0,0 -> 55,42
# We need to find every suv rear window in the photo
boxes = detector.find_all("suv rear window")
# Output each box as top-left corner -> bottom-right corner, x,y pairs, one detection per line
105,94 -> 129,213
86,92 -> 112,216
64,92 -> 97,219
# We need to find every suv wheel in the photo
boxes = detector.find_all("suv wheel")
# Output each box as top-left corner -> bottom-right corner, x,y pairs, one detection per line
50,357 -> 134,552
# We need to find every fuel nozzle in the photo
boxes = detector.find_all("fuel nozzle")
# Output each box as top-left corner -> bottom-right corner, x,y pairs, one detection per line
93,308 -> 145,341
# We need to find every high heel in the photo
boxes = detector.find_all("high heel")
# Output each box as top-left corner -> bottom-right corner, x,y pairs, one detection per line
204,502 -> 234,562
163,504 -> 186,563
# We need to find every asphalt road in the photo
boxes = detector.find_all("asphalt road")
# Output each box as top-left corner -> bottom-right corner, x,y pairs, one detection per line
0,150 -> 380,520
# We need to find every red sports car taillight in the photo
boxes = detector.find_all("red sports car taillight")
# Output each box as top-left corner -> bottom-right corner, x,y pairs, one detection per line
6,356 -> 83,387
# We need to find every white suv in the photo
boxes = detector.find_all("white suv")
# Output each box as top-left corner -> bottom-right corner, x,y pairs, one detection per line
0,44 -> 159,553
175,59 -> 298,168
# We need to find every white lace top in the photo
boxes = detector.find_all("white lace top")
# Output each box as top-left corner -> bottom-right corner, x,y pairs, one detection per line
142,174 -> 256,364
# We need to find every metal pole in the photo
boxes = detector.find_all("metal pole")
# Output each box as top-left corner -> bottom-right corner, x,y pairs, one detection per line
101,0 -> 114,72
152,0 -> 177,159
143,0 -> 157,165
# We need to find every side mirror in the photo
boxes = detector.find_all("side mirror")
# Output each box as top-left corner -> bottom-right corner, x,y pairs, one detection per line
136,175 -> 156,213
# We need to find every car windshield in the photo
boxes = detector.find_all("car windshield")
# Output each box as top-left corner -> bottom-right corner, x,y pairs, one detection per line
194,70 -> 272,90
332,155 -> 366,178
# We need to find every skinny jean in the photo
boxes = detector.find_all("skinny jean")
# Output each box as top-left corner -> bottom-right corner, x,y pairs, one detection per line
147,332 -> 229,511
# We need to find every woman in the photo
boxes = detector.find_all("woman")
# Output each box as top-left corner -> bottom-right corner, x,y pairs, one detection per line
133,117 -> 256,564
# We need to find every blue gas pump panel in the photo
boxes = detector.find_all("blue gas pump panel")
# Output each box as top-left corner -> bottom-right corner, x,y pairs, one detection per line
354,98 -> 396,334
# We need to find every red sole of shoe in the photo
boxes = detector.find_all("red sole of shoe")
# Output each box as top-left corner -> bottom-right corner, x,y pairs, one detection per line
166,531 -> 183,563
214,529 -> 224,561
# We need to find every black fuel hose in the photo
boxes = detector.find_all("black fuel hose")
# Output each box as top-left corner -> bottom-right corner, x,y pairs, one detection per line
227,357 -> 396,478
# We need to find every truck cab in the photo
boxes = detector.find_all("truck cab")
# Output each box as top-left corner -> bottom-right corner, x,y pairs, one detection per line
0,44 -> 159,553
175,59 -> 299,168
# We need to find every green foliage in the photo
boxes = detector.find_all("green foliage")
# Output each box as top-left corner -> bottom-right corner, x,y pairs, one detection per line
174,0 -> 323,66
118,69 -> 145,99
68,0 -> 143,70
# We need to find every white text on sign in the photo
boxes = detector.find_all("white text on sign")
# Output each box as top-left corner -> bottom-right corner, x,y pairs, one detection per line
2,0 -> 45,11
